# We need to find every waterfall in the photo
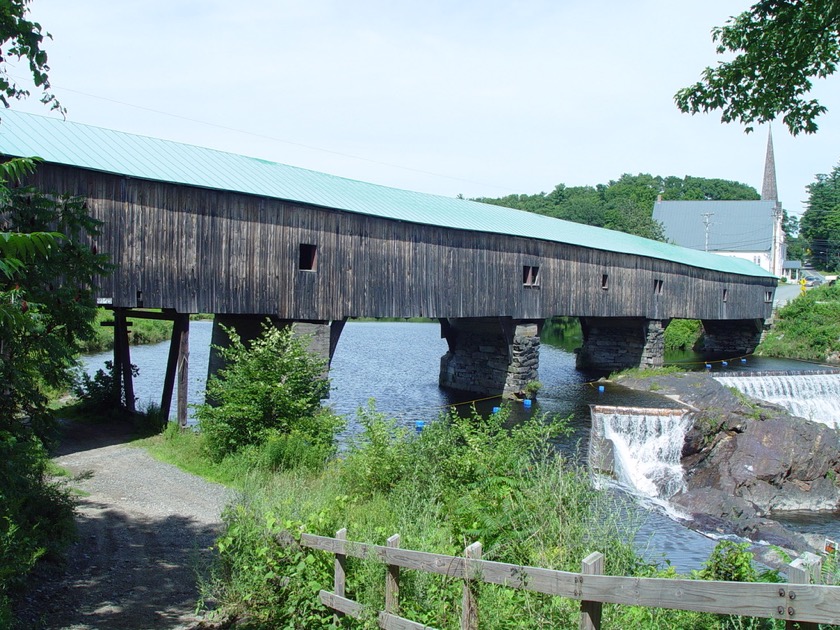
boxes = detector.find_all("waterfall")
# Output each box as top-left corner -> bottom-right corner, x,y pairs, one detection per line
714,373 -> 840,429
589,405 -> 691,500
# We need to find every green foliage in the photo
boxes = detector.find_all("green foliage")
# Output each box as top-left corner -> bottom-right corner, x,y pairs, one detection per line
73,360 -> 138,413
0,0 -> 62,112
664,319 -> 702,352
523,379 -> 542,399
697,541 -> 758,583
477,173 -> 758,241
78,308 -> 174,353
758,283 -> 840,361
675,0 -> 840,135
0,159 -> 108,623
201,403 -> 647,627
800,162 -> 840,271
540,316 -> 582,352
0,174 -> 111,440
613,365 -> 684,379
195,322 -> 342,463
0,430 -> 75,617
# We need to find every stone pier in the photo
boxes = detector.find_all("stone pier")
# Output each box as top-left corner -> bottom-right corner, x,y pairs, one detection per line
700,318 -> 764,356
576,317 -> 669,372
438,317 -> 543,398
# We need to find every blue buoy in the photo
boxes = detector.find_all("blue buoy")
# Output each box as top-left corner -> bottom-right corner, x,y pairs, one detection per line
597,385 -> 605,393
741,358 -> 747,364
415,420 -> 425,433
523,399 -> 532,408
705,363 -> 712,369
722,361 -> 728,366
492,406 -> 501,414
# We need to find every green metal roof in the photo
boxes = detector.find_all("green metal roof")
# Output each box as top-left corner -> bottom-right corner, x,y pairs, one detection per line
0,109 -> 773,278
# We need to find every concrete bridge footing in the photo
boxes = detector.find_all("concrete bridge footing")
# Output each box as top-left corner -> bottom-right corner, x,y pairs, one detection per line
576,317 -> 670,372
438,317 -> 543,398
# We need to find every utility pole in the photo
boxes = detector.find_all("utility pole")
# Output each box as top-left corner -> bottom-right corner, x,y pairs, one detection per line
771,202 -> 783,276
701,212 -> 714,252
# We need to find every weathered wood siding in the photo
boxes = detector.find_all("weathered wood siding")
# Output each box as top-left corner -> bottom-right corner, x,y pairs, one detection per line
28,164 -> 776,321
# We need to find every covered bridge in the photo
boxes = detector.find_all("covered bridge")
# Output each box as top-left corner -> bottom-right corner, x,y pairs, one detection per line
0,110 -> 776,416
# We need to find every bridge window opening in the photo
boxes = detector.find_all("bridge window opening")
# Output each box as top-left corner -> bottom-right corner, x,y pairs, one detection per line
653,279 -> 663,295
722,289 -> 728,302
522,265 -> 540,287
601,274 -> 609,290
765,290 -> 773,303
299,244 -> 318,271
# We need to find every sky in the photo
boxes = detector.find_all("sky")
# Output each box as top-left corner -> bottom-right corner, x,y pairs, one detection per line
8,0 -> 840,220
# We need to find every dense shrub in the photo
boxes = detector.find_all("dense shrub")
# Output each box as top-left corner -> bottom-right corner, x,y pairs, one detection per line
664,318 -> 702,352
195,322 -> 343,463
1,163 -> 107,622
207,404 -> 647,628
0,430 -> 75,621
759,283 -> 840,361
73,360 -> 138,413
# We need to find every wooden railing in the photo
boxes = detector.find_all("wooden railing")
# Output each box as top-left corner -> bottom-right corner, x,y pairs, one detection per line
301,529 -> 840,630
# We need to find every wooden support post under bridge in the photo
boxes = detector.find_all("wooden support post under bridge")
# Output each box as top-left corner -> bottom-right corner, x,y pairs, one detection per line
160,313 -> 190,428
103,308 -> 136,413
104,308 -> 190,426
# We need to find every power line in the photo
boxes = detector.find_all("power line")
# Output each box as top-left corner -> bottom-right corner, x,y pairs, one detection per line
20,79 -> 519,194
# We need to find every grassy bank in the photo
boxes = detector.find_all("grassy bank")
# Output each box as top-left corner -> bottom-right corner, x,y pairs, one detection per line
759,283 -> 840,363
79,310 -> 215,354
79,309 -> 174,353
135,406 -> 794,630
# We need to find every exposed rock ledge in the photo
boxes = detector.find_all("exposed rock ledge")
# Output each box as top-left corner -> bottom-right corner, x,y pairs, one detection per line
613,371 -> 840,557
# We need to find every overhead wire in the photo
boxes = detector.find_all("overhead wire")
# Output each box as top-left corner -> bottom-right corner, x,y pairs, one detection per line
13,77 -> 519,194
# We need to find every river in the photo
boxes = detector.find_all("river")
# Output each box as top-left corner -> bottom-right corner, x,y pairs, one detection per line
80,320 -> 835,573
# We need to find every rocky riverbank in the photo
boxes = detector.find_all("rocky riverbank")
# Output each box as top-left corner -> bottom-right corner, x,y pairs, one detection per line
613,371 -> 840,558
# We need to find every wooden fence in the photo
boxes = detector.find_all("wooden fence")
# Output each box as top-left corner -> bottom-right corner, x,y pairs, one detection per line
301,530 -> 840,630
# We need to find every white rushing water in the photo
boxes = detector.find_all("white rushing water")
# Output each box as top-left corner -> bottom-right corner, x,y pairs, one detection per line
714,374 -> 840,428
590,406 -> 691,500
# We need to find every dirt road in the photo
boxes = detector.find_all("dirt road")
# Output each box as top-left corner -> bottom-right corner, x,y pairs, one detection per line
15,421 -> 233,629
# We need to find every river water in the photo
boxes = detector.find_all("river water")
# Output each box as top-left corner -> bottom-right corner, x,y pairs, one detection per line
79,320 -> 836,572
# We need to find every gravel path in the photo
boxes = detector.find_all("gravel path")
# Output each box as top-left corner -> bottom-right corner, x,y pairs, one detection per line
15,421 -> 234,629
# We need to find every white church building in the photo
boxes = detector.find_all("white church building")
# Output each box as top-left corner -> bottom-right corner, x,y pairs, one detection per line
652,132 -> 786,277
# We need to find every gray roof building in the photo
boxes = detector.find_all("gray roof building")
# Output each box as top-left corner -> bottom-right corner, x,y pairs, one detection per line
651,129 -> 785,276
652,199 -> 777,252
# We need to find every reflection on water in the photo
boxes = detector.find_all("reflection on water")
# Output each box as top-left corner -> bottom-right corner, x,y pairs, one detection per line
81,319 -> 832,573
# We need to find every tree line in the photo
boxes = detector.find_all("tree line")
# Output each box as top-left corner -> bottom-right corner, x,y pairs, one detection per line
476,173 -> 760,241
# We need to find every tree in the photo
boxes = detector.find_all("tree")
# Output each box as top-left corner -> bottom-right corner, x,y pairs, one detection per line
675,0 -> 840,135
0,159 -> 108,621
782,209 -> 807,261
195,323 -> 343,464
0,0 -> 61,112
476,173 -> 759,241
800,162 -> 840,270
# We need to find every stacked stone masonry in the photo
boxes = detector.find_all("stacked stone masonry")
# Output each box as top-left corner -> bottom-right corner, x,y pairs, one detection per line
439,318 -> 541,398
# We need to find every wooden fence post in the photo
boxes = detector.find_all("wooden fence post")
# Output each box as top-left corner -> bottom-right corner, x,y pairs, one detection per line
786,557 -> 821,630
334,528 -> 347,625
386,534 -> 400,614
461,542 -> 481,630
580,552 -> 604,630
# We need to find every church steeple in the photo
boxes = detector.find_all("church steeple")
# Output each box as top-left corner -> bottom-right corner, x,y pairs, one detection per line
761,127 -> 778,201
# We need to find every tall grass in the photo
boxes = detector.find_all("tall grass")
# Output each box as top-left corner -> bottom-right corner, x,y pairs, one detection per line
143,405 -> 787,629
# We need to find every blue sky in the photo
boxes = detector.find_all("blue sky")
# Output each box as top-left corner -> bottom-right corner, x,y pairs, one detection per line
9,0 -> 840,219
